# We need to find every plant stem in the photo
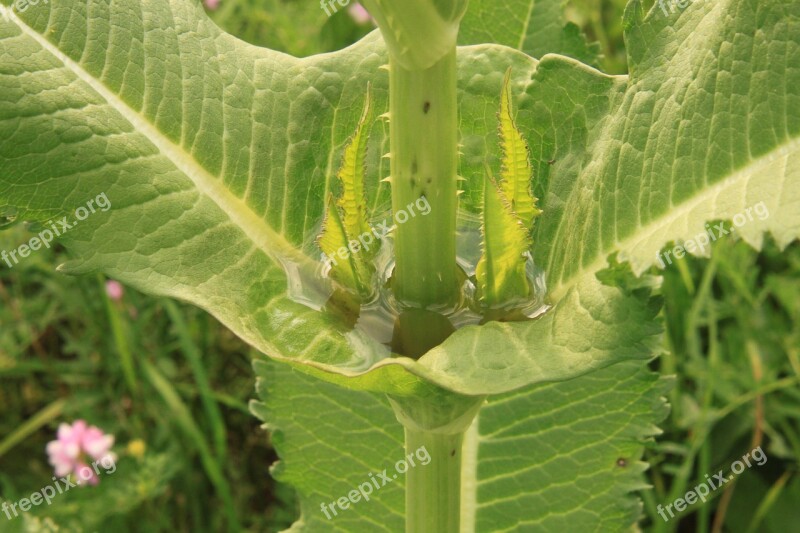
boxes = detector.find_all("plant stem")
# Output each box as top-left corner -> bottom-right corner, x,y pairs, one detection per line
390,47 -> 459,309
390,392 -> 483,533
405,427 -> 463,533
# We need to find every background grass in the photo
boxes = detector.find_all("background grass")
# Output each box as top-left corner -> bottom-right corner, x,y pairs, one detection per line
1,1 -> 798,531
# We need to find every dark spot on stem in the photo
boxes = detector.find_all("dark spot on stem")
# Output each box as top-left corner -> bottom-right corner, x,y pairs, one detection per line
423,101 -> 431,114
426,177 -> 432,184
450,449 -> 456,457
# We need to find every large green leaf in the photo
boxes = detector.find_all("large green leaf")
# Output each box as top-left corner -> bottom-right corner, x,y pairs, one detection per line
459,0 -> 599,65
1,0 -> 798,397
251,355 -> 670,531
426,0 -> 800,393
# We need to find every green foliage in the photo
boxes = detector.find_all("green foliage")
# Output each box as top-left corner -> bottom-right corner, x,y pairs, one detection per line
476,174 -> 532,307
319,195 -> 365,293
497,69 -> 541,232
459,0 -> 600,67
476,70 -> 541,309
252,354 -> 670,530
318,88 -> 378,296
4,0 -> 796,398
204,0 -> 373,57
0,0 -> 798,531
0,226 -> 293,531
643,237 -> 800,531
335,86 -> 375,243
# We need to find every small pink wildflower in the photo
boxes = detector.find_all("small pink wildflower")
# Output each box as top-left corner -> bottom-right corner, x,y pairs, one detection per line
348,3 -> 375,25
204,0 -> 220,10
46,420 -> 116,486
105,280 -> 124,301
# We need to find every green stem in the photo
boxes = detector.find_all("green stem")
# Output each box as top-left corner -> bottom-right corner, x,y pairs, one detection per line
389,392 -> 484,533
390,47 -> 459,309
405,428 -> 463,533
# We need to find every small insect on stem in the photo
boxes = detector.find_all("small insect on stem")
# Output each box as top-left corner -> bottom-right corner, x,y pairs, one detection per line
423,101 -> 431,114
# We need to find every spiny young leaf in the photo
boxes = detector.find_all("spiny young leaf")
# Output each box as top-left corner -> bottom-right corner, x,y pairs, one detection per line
336,84 -> 376,250
318,195 -> 370,295
317,87 -> 378,298
498,68 -> 541,232
476,173 -> 531,307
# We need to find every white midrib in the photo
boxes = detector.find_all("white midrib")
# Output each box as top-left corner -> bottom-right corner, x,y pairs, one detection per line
548,135 -> 800,302
6,7 -> 313,274
517,0 -> 536,51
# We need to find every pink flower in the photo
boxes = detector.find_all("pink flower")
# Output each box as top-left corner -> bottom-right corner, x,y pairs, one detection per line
105,280 -> 124,301
348,3 -> 375,25
46,421 -> 116,486
204,0 -> 220,10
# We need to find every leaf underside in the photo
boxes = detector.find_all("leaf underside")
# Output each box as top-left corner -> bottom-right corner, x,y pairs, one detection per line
252,356 -> 670,531
459,0 -> 600,67
2,1 -> 796,530
0,0 -> 797,399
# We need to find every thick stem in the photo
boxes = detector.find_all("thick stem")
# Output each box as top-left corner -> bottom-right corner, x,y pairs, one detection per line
405,428 -> 463,533
390,47 -> 459,309
390,392 -> 484,533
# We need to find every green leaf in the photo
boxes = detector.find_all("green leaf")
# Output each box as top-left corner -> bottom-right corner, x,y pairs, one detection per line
1,0 -> 798,398
459,0 -> 599,66
252,356 -> 670,531
476,174 -> 531,307
497,68 -> 540,231
531,1 -> 800,293
429,0 -> 800,394
318,195 -> 369,294
335,85 -> 375,247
